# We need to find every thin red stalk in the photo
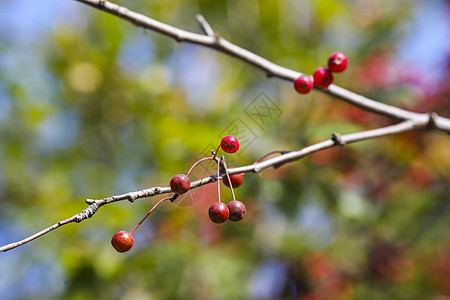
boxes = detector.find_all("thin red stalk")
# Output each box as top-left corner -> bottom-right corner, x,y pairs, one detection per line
213,145 -> 221,160
130,197 -> 170,235
222,158 -> 237,202
253,150 -> 285,164
217,157 -> 222,202
186,157 -> 213,177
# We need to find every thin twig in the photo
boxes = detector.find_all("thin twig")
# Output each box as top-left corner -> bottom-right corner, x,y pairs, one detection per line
0,119 -> 426,252
195,14 -> 215,37
73,0 -> 450,133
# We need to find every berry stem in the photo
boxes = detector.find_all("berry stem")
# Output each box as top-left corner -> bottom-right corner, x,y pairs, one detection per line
217,156 -> 222,203
129,196 -> 171,235
221,158 -> 237,202
213,145 -> 221,160
253,150 -> 288,164
186,157 -> 213,177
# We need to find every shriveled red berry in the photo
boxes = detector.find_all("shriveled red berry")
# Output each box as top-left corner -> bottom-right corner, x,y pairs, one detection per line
111,230 -> 134,253
170,174 -> 190,194
223,173 -> 244,188
220,135 -> 239,154
328,52 -> 348,73
313,67 -> 334,88
208,202 -> 229,224
293,75 -> 314,94
227,200 -> 246,222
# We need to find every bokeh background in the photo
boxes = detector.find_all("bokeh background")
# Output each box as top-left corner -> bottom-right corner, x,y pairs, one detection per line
0,0 -> 449,299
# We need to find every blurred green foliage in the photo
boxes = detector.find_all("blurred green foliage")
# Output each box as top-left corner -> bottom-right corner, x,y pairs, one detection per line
0,0 -> 449,299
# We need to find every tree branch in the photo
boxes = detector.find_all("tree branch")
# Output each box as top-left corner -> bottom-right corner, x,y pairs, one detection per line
1,0 -> 447,252
73,0 -> 450,133
0,118 -> 429,252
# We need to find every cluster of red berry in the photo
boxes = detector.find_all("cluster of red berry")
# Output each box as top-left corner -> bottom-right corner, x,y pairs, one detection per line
293,52 -> 348,94
111,135 -> 246,253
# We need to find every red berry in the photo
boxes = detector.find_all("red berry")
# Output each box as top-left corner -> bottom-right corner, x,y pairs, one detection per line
220,135 -> 239,154
313,67 -> 334,88
293,75 -> 314,94
170,174 -> 190,194
227,200 -> 246,222
328,52 -> 348,73
208,202 -> 229,223
111,230 -> 134,253
223,173 -> 244,188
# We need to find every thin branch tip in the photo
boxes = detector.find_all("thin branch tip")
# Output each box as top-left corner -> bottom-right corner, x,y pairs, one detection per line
195,14 -> 215,37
